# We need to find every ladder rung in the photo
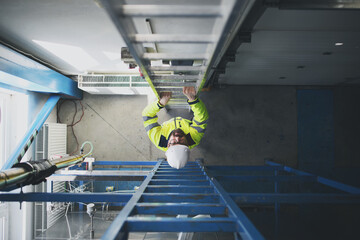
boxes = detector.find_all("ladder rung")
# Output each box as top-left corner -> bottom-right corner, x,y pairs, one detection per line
158,166 -> 198,169
149,180 -> 209,186
166,105 -> 190,109
152,175 -> 205,179
149,66 -> 206,72
161,94 -> 187,99
153,82 -> 195,87
143,53 -> 209,60
141,193 -> 219,203
145,186 -> 213,193
126,217 -> 236,232
156,87 -> 186,92
134,203 -> 226,215
131,34 -> 216,43
160,163 -> 197,166
151,75 -> 200,81
121,5 -> 222,18
156,171 -> 202,174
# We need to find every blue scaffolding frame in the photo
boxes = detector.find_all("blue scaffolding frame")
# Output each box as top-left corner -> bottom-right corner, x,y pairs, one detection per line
1,159 -> 360,239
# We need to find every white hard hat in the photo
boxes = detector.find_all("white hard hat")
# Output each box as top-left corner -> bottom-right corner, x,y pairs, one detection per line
165,145 -> 190,169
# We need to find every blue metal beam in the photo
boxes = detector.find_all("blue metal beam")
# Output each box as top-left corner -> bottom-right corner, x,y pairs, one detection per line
266,160 -> 360,194
230,193 -> 360,204
93,161 -> 157,166
152,175 -> 206,180
102,160 -> 163,240
2,94 -> 60,170
0,192 -> 132,203
149,179 -> 209,186
126,217 -> 237,232
135,203 -> 226,215
156,169 -> 203,173
215,175 -> 317,182
0,44 -> 82,99
206,166 -> 282,171
140,193 -> 219,203
145,186 -> 214,193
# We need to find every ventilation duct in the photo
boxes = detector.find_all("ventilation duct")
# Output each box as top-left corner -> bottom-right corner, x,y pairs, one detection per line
78,75 -> 151,95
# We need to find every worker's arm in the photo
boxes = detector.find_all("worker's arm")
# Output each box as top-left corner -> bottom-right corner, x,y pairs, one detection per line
142,92 -> 171,148
183,87 -> 209,145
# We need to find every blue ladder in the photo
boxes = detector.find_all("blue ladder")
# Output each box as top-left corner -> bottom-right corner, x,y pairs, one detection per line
102,159 -> 265,240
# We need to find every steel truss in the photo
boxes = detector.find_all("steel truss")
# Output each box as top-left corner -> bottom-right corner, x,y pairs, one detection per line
1,159 -> 359,239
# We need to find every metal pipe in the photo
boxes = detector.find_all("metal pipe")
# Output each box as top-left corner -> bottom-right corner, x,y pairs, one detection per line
0,154 -> 86,191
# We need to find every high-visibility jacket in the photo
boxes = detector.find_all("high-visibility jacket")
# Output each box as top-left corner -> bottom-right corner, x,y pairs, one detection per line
142,98 -> 208,152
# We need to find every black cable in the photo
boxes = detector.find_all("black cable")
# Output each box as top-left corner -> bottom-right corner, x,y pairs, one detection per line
57,100 -> 84,155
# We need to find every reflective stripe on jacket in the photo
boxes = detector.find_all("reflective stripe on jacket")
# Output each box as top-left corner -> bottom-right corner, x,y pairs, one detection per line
142,98 -> 209,152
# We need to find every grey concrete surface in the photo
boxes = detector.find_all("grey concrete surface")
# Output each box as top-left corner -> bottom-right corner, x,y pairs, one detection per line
58,86 -> 298,166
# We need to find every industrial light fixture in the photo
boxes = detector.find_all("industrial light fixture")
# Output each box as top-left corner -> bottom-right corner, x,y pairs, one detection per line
335,42 -> 344,46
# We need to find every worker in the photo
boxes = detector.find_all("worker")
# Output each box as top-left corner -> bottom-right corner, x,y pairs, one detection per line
142,87 -> 208,169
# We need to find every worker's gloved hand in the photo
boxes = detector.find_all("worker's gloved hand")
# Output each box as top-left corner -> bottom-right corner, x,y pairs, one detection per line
183,87 -> 196,101
159,92 -> 172,106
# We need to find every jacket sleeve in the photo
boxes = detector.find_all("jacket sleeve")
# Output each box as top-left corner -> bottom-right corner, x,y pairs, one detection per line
188,98 -> 209,147
142,101 -> 163,149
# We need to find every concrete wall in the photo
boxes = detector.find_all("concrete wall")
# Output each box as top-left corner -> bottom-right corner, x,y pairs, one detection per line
334,86 -> 360,168
333,86 -> 360,186
59,86 -> 298,166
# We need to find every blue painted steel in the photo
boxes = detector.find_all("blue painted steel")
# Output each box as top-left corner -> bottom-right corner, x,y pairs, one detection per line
145,186 -> 213,193
2,191 -> 358,205
126,217 -> 237,232
0,82 -> 28,94
266,160 -> 360,194
2,159 -> 358,238
0,192 -> 132,203
135,203 -> 226,215
93,161 -> 157,166
152,175 -> 206,179
0,44 -> 82,99
156,171 -> 203,174
140,193 -> 219,203
149,179 -> 209,186
2,95 -> 60,170
198,160 -> 265,240
102,160 -> 163,240
317,177 -> 360,194
215,175 -> 317,182
229,193 -> 360,204
206,166 -> 282,171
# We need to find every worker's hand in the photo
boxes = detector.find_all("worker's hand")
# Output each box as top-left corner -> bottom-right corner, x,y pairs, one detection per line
183,87 -> 196,101
159,92 -> 172,106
